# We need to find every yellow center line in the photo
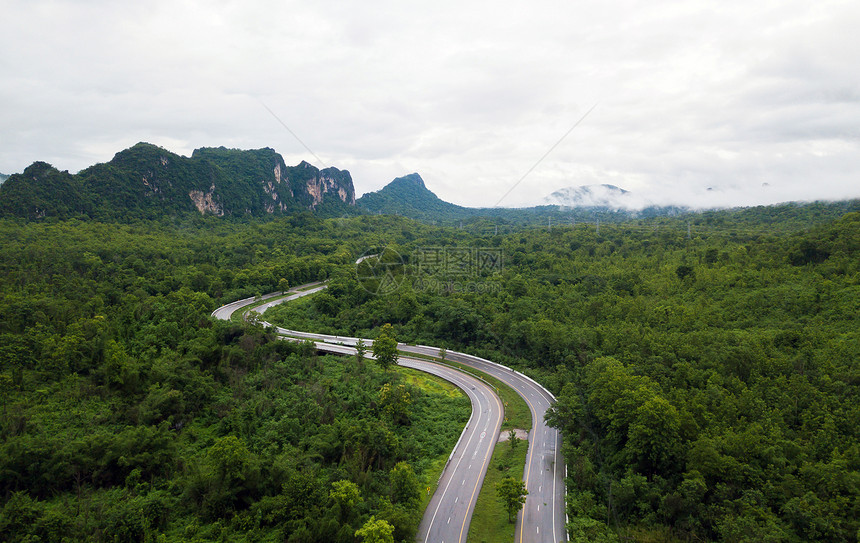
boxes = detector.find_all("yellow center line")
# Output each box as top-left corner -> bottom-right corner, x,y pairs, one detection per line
458,385 -> 504,543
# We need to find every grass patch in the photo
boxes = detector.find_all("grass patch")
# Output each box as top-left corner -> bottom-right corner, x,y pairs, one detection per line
417,453 -> 449,515
228,292 -> 291,323
401,353 -> 532,432
467,438 -> 529,543
262,294 -> 341,332
399,366 -> 464,399
295,283 -> 324,291
393,365 -> 471,521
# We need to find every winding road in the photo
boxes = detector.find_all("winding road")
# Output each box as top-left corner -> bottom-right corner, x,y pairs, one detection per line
211,284 -> 566,543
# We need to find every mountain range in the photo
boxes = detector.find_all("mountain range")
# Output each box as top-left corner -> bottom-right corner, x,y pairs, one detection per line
355,173 -> 682,225
0,144 -> 640,223
0,143 -> 355,220
2,143 -> 856,225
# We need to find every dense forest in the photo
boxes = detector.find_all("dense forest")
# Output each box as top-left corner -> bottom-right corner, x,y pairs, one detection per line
1,200 -> 858,542
265,204 -> 860,542
0,215 -> 469,542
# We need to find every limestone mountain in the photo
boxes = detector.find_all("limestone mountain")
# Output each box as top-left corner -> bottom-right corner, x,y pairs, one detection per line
0,143 -> 355,220
0,173 -> 8,185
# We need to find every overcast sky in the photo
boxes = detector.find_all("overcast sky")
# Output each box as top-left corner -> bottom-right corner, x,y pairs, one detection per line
2,0 -> 859,208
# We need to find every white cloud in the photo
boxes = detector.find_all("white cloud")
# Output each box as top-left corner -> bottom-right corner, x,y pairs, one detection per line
1,0 -> 858,209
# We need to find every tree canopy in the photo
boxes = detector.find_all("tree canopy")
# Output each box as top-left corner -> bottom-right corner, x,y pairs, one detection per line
496,477 -> 528,523
372,323 -> 399,371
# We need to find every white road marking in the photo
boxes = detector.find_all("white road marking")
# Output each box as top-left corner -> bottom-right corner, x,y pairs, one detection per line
216,290 -> 567,543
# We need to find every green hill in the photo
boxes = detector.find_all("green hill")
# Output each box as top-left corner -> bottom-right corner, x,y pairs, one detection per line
0,143 -> 356,221
356,173 -> 474,221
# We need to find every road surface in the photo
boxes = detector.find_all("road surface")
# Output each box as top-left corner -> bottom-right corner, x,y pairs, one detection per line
212,289 -> 505,543
212,283 -> 567,543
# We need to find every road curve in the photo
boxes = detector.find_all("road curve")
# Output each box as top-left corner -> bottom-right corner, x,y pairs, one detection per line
403,346 -> 566,543
401,357 -> 502,543
268,318 -> 568,542
211,287 -> 505,543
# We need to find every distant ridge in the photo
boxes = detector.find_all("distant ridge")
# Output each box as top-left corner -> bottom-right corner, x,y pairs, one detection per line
0,143 -> 355,220
0,173 -> 8,186
356,174 -> 666,226
544,184 -> 631,208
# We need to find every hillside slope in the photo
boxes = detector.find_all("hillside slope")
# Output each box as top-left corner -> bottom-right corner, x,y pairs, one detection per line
0,143 -> 356,220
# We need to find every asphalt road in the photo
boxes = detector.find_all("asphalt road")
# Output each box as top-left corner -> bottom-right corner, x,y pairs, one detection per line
212,288 -> 505,543
405,357 -> 502,543
209,283 -> 326,321
212,283 -> 567,543
402,346 -> 566,543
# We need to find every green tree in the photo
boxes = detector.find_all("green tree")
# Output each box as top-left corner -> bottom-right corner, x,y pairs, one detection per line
379,383 -> 412,424
372,323 -> 398,371
508,428 -> 519,450
626,395 -> 682,474
389,461 -> 420,505
208,436 -> 251,484
496,477 -> 528,523
355,338 -> 367,364
203,435 -> 257,516
355,516 -> 395,543
330,479 -> 362,521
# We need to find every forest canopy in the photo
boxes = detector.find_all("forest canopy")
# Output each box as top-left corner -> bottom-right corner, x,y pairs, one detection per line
1,201 -> 858,542
264,207 -> 860,542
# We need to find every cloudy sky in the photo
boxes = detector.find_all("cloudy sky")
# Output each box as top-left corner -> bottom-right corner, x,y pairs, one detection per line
2,0 -> 859,208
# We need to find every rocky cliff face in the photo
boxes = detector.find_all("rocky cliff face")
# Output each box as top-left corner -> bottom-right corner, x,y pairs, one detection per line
304,163 -> 356,207
190,149 -> 355,215
0,143 -> 356,220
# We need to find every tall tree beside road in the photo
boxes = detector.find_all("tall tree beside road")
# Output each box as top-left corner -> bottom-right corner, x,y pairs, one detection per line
355,338 -> 367,365
496,477 -> 528,523
372,323 -> 398,371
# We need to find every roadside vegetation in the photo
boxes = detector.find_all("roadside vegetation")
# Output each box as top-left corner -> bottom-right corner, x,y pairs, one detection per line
467,435 -> 529,543
2,201 -> 859,542
265,207 -> 860,542
0,217 -> 468,542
